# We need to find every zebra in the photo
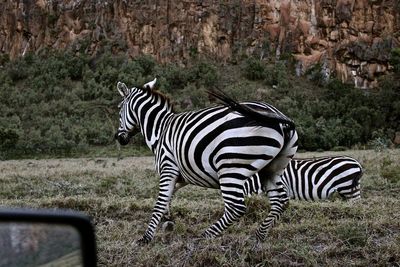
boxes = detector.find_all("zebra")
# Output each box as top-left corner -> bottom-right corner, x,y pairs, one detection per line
115,78 -> 298,243
243,156 -> 363,201
162,156 -> 363,233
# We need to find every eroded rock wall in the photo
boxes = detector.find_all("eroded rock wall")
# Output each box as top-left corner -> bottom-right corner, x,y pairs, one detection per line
1,0 -> 399,88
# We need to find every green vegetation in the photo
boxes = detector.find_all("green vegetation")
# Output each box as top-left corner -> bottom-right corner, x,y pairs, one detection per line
0,150 -> 399,266
0,52 -> 399,159
390,47 -> 400,74
1,50 -> 399,266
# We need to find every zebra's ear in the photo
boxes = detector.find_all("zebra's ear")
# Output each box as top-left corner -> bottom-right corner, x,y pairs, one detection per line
117,81 -> 129,97
143,78 -> 157,90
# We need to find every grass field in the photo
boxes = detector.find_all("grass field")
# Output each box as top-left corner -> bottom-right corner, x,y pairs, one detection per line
1,149 -> 399,266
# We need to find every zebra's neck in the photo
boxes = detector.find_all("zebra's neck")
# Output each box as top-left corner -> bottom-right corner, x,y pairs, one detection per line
134,92 -> 174,153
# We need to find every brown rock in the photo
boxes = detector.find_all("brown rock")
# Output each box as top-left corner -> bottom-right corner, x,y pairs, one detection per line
294,50 -> 323,74
298,19 -> 311,35
0,0 -> 398,89
329,30 -> 339,41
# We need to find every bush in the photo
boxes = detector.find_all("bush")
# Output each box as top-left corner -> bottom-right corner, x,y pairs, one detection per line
0,54 -> 9,66
0,128 -> 19,150
134,55 -> 156,76
7,58 -> 29,82
367,130 -> 392,151
305,63 -> 329,86
174,83 -> 210,111
390,48 -> 400,74
188,60 -> 218,87
117,60 -> 145,87
65,54 -> 88,80
0,51 -> 399,157
264,61 -> 290,89
161,64 -> 190,91
243,58 -> 265,80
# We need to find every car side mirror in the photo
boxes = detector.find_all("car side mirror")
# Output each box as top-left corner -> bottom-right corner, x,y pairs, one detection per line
0,208 -> 96,267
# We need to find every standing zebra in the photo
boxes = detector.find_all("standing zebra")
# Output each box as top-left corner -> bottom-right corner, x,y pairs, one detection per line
115,79 -> 298,243
243,156 -> 363,201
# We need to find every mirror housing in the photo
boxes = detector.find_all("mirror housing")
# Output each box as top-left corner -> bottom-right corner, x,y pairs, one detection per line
0,208 -> 96,267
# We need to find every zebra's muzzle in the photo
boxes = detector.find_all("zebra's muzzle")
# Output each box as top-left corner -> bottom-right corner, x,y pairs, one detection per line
115,131 -> 131,146
115,128 -> 140,146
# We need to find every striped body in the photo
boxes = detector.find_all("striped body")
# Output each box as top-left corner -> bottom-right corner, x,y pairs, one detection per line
243,156 -> 363,201
161,102 -> 292,188
115,80 -> 298,243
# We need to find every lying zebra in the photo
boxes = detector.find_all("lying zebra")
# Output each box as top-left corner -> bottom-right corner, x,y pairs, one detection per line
244,155 -> 363,201
163,156 -> 362,231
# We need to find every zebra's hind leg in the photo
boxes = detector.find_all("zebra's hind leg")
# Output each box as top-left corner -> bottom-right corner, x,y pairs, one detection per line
256,128 -> 297,241
338,171 -> 363,201
202,176 -> 247,238
256,176 -> 289,241
338,184 -> 362,202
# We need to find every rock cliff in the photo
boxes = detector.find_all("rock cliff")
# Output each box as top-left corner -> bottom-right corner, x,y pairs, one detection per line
1,0 -> 399,88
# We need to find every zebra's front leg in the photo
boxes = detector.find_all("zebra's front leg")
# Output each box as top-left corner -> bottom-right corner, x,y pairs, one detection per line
137,174 -> 178,244
202,178 -> 247,238
161,182 -> 188,232
256,177 -> 289,241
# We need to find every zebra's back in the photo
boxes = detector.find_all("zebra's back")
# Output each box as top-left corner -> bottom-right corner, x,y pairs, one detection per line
163,103 -> 289,188
283,156 -> 363,201
244,156 -> 363,201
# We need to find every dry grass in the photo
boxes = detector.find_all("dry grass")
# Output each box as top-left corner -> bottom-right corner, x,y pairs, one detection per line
1,150 -> 399,266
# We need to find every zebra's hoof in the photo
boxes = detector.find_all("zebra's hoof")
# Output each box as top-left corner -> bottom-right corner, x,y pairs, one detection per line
201,231 -> 216,239
255,231 -> 267,242
136,236 -> 151,245
162,220 -> 175,232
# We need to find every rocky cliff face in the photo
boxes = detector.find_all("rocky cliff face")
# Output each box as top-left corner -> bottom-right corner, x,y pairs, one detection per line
1,0 -> 399,88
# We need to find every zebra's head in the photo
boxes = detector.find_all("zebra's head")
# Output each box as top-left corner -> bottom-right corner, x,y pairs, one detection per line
115,78 -> 157,146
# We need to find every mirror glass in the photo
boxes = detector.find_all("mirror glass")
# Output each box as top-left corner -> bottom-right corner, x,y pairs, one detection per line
0,222 -> 83,267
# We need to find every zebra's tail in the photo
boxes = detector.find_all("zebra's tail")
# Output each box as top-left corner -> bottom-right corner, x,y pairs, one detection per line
207,89 -> 295,130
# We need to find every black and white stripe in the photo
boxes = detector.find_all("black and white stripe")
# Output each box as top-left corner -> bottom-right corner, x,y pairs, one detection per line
243,156 -> 363,201
115,79 -> 298,243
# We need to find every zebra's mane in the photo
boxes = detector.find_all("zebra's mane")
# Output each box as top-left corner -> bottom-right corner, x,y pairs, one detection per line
135,85 -> 175,112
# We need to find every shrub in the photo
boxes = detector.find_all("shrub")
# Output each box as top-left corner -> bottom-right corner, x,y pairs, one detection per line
0,54 -> 9,66
306,63 -> 327,86
65,54 -> 88,80
7,58 -> 29,82
188,60 -> 218,87
0,51 -> 399,157
243,58 -> 265,80
0,128 -> 19,150
367,130 -> 392,151
118,60 -> 145,87
175,84 -> 210,111
264,61 -> 290,89
134,55 -> 156,76
390,48 -> 400,74
161,64 -> 189,91
43,124 -> 74,152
